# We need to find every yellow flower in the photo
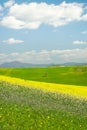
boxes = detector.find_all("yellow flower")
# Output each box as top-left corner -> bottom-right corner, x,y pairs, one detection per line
0,75 -> 87,99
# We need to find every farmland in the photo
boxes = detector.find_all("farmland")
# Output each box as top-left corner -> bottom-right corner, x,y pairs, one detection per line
0,66 -> 87,129
0,81 -> 87,130
0,66 -> 87,86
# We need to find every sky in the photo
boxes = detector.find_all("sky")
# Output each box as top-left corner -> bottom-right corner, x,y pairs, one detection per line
0,0 -> 87,64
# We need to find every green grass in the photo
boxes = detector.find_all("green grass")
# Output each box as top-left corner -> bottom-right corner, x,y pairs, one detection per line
0,81 -> 87,130
0,66 -> 87,86
0,66 -> 87,129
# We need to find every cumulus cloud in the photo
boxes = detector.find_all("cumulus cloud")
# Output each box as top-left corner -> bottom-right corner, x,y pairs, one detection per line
81,14 -> 87,21
0,48 -> 87,64
4,0 -> 15,8
73,40 -> 87,45
0,5 -> 3,11
0,5 -> 4,16
0,1 -> 87,29
3,38 -> 24,44
1,16 -> 25,29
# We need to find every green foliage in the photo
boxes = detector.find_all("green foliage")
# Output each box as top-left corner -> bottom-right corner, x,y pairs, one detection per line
0,66 -> 87,86
0,81 -> 87,130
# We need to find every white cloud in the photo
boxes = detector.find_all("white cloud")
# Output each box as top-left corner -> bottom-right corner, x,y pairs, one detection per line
3,38 -> 24,44
81,14 -> 87,21
0,48 -> 87,64
1,16 -> 25,29
0,1 -> 86,29
73,40 -> 87,45
81,31 -> 87,34
0,5 -> 3,11
0,5 -> 4,16
4,0 -> 15,8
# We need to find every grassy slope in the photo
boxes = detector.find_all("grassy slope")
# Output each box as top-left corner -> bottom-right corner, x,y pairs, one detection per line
0,66 -> 87,86
0,81 -> 87,130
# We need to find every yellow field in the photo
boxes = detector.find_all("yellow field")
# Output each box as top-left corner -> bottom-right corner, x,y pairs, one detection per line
0,75 -> 87,99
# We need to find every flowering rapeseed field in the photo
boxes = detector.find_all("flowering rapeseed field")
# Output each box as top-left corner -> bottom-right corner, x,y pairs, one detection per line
0,75 -> 87,99
0,75 -> 87,130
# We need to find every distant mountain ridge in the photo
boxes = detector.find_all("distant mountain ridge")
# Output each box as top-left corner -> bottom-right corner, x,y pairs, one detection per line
0,61 -> 50,68
0,61 -> 87,68
61,62 -> 87,66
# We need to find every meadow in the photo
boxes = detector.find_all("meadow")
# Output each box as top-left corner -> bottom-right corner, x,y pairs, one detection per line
0,66 -> 87,130
0,66 -> 87,86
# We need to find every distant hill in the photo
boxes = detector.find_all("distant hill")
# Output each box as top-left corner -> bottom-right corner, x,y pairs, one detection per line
50,62 -> 87,67
0,61 -> 87,68
62,62 -> 87,66
0,61 -> 50,68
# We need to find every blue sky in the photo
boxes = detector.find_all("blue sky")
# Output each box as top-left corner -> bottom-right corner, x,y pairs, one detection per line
0,0 -> 87,64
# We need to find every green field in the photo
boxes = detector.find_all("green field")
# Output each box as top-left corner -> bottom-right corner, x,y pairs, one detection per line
0,66 -> 87,129
0,66 -> 87,86
0,81 -> 87,130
